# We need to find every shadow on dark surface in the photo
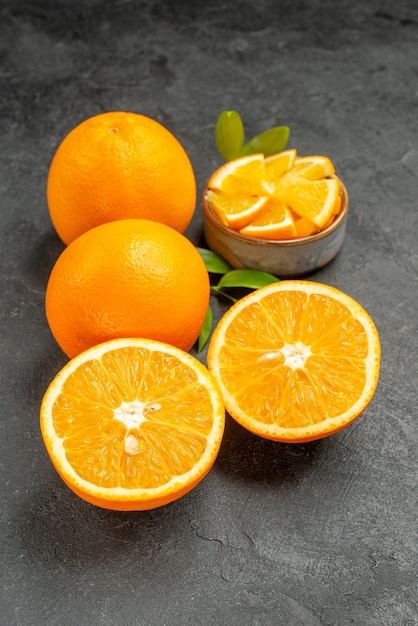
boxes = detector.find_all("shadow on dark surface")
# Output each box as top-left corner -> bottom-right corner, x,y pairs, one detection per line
21,226 -> 64,292
24,347 -> 68,405
214,413 -> 328,487
13,475 -> 206,569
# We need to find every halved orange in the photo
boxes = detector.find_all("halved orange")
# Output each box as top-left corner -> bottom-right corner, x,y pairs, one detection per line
239,199 -> 297,240
40,338 -> 225,510
207,281 -> 380,443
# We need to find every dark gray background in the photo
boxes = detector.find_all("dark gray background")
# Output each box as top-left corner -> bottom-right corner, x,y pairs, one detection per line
1,1 -> 417,624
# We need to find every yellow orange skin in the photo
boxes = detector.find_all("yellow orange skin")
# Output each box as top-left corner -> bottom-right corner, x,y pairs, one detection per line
47,111 -> 196,244
45,219 -> 210,358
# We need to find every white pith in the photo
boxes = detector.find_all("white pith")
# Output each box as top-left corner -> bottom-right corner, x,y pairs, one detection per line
256,342 -> 311,370
280,341 -> 312,370
113,400 -> 148,430
113,400 -> 164,455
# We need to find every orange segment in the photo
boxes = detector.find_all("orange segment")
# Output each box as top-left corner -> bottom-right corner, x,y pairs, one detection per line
40,338 -> 225,510
206,189 -> 269,230
265,149 -> 297,183
239,199 -> 297,240
207,281 -> 380,443
332,195 -> 342,216
290,155 -> 335,180
275,176 -> 340,228
208,153 -> 271,196
292,213 -> 320,238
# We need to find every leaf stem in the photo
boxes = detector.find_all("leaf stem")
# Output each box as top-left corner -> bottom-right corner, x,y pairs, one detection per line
210,286 -> 238,303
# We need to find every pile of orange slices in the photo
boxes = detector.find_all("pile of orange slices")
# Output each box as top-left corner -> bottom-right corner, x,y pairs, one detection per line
206,149 -> 343,240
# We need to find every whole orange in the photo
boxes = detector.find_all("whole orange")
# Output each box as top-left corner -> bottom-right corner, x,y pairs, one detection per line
45,219 -> 210,358
47,111 -> 196,245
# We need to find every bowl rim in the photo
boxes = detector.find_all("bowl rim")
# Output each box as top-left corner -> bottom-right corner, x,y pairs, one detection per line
202,176 -> 349,247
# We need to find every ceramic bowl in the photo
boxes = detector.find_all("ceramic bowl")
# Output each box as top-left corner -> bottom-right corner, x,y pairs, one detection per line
202,178 -> 349,278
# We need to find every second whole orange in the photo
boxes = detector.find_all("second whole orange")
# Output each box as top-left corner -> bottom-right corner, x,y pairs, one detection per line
45,219 -> 210,358
47,111 -> 197,245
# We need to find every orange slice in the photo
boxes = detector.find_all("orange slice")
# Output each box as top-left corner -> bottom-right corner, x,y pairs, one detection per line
40,338 -> 225,510
239,199 -> 297,240
207,153 -> 270,196
293,215 -> 320,238
207,189 -> 269,230
207,281 -> 380,443
265,149 -> 297,182
274,176 -> 340,228
290,155 -> 335,180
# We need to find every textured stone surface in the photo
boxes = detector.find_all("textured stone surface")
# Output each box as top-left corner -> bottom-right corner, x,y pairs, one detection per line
1,1 -> 417,624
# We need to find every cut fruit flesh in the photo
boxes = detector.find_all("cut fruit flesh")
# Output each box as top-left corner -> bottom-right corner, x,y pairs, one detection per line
206,151 -> 344,237
207,281 -> 380,443
239,199 -> 297,240
273,176 -> 341,228
290,155 -> 335,180
264,149 -> 297,180
208,153 -> 268,195
207,189 -> 269,230
40,338 -> 225,510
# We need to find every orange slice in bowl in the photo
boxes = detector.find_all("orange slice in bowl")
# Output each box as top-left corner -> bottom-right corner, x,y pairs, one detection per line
274,176 -> 340,228
239,199 -> 298,240
265,149 -> 297,181
208,281 -> 380,443
207,189 -> 269,230
290,154 -> 335,180
292,214 -> 320,238
208,153 -> 270,196
40,338 -> 225,510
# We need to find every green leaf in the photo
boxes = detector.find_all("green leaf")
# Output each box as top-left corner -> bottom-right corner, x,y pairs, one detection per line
240,126 -> 290,157
197,304 -> 213,352
215,111 -> 245,161
196,247 -> 233,274
216,269 -> 279,290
